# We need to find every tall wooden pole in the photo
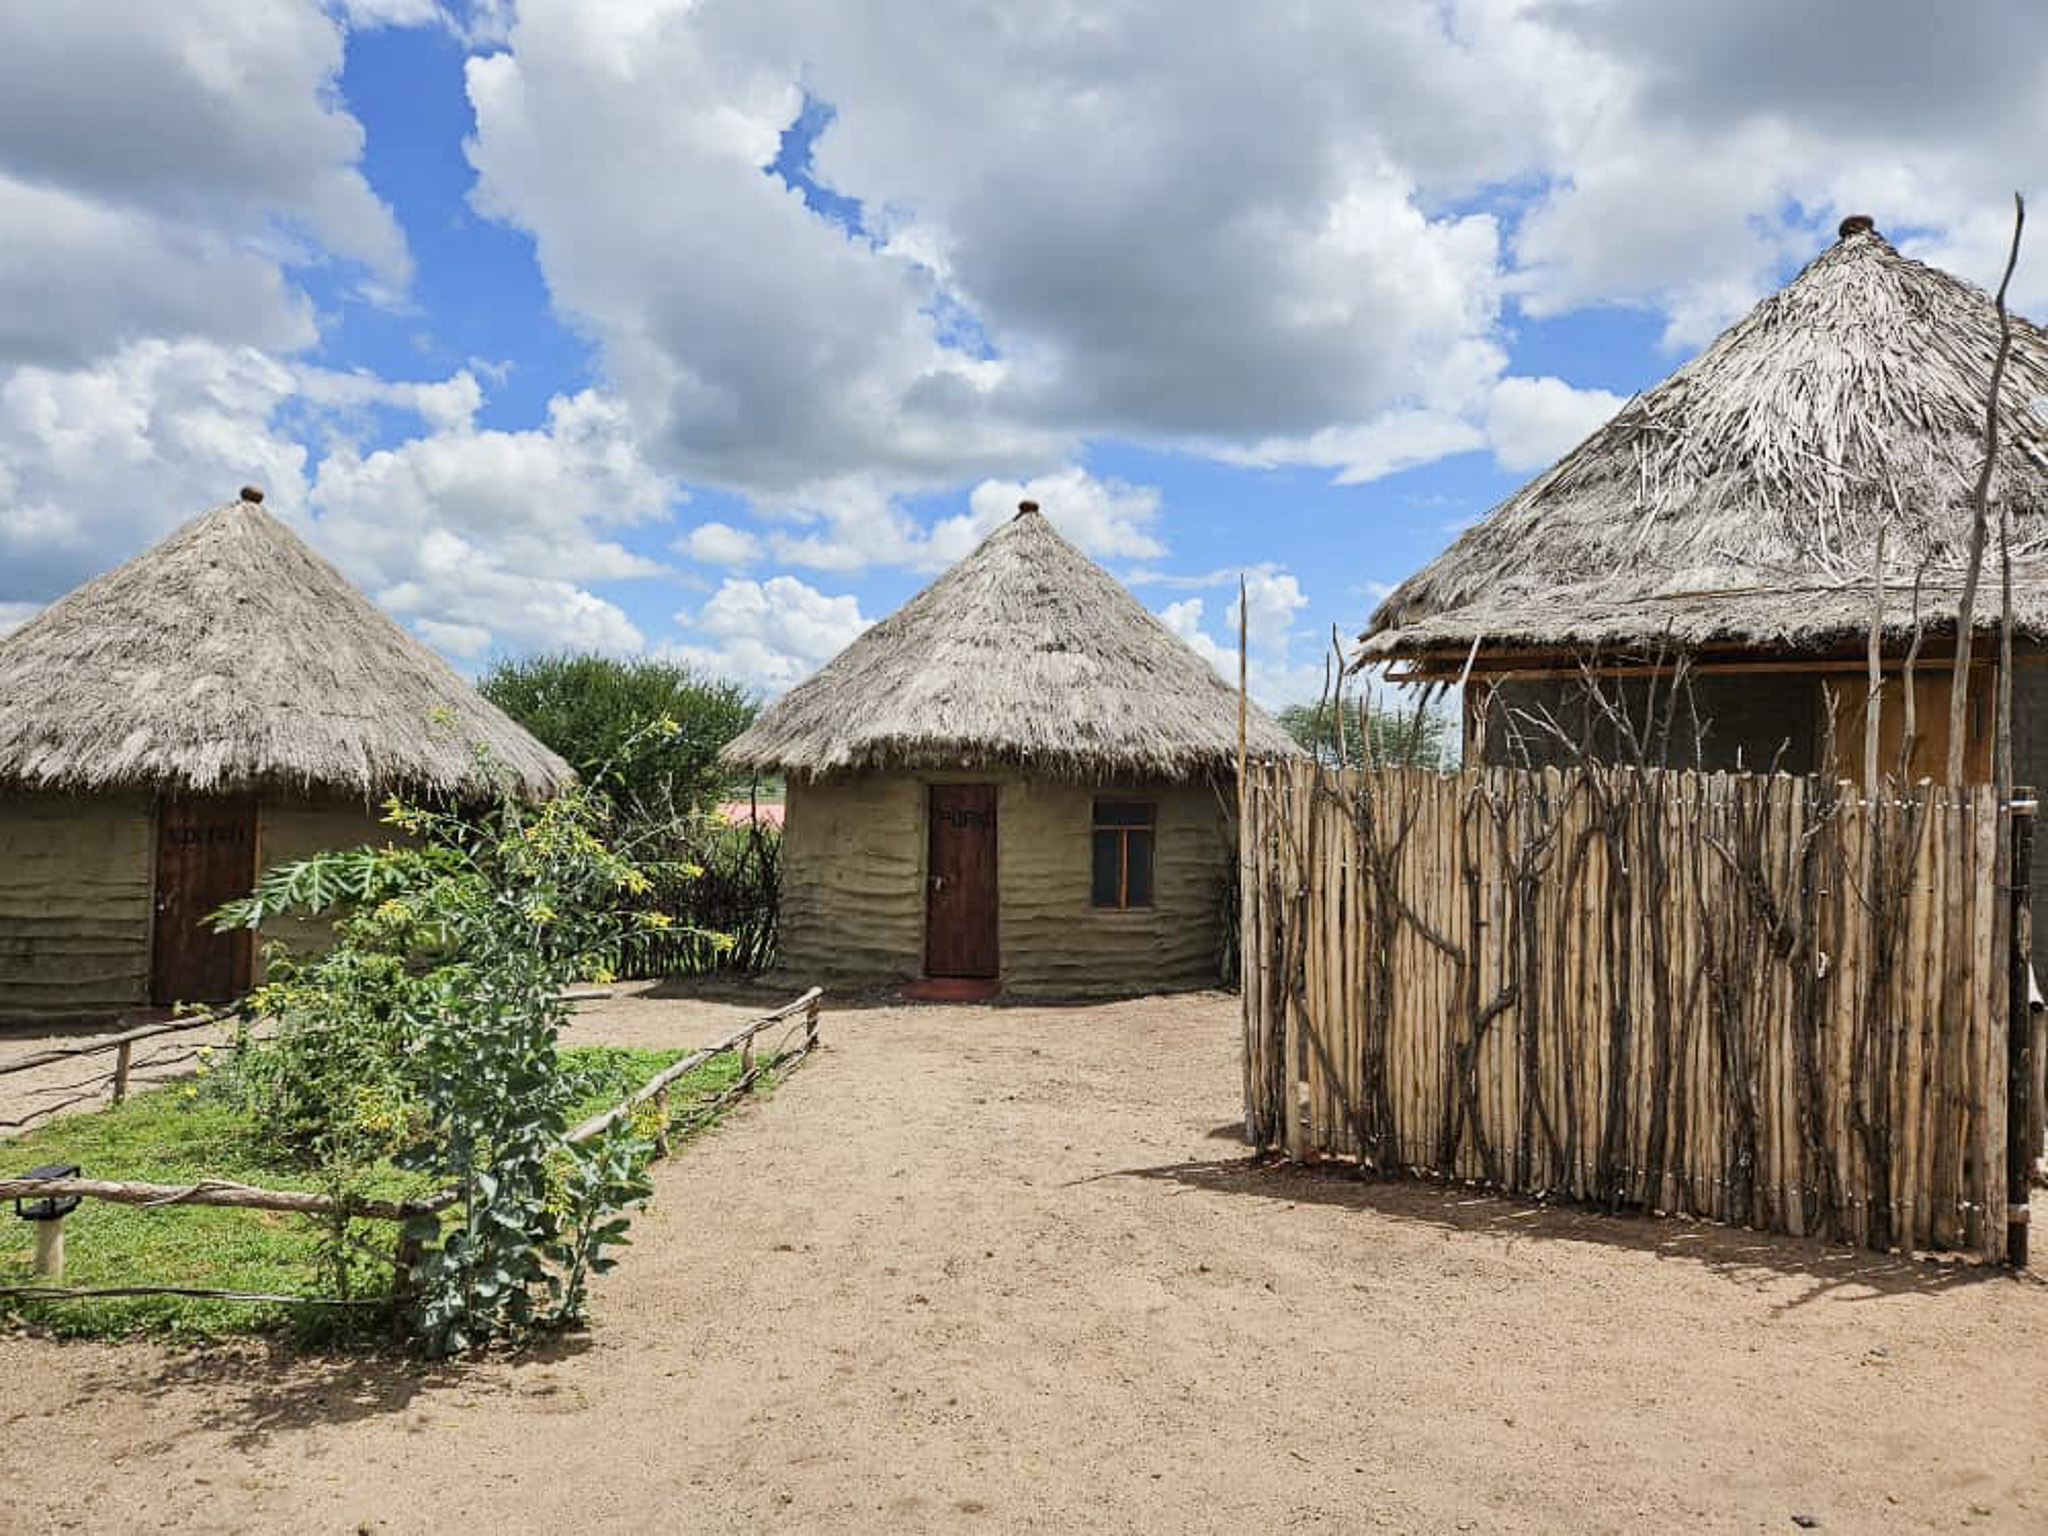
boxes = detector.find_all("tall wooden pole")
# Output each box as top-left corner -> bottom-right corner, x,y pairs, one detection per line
1238,574 -> 1249,794
1946,192 -> 2023,789
2010,800 -> 2034,1269
1238,574 -> 1253,1140
1864,526 -> 1884,802
1998,213 -> 2027,1266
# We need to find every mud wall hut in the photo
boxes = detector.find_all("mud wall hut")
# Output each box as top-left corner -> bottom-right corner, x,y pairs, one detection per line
1359,215 -> 2048,967
0,489 -> 572,1024
721,502 -> 1298,996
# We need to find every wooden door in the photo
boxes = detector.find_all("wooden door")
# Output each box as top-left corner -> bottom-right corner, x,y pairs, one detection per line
926,784 -> 998,978
152,796 -> 257,1005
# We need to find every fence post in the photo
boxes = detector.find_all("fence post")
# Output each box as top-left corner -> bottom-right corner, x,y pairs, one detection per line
32,1217 -> 64,1280
2010,796 -> 2036,1269
111,1040 -> 132,1106
390,1229 -> 422,1342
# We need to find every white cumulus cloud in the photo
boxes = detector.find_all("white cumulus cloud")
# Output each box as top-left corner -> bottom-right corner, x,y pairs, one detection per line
0,340 -> 674,662
665,576 -> 872,693
679,521 -> 763,566
1484,376 -> 1629,474
1153,566 -> 1324,708
0,0 -> 411,365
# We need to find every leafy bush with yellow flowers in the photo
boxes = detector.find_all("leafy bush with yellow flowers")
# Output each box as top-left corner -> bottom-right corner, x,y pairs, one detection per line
211,782 -> 705,1354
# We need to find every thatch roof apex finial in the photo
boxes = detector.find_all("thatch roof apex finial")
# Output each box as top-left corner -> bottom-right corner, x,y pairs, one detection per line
1015,499 -> 1040,519
1837,213 -> 1877,241
238,484 -> 264,504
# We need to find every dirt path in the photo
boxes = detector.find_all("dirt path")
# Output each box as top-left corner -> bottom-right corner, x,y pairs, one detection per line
0,1016 -> 243,1134
3,989 -> 2046,1533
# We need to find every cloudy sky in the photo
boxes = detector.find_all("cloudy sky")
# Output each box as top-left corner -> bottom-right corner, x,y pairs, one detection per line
2,0 -> 2042,704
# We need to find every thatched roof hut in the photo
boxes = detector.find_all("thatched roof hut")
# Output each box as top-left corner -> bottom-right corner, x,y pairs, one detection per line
1363,216 -> 2048,668
726,503 -> 1294,997
0,489 -> 572,1021
0,491 -> 570,799
1357,215 -> 2048,979
724,503 -> 1297,777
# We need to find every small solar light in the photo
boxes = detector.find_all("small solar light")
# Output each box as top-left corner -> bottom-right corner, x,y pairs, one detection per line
14,1162 -> 81,1279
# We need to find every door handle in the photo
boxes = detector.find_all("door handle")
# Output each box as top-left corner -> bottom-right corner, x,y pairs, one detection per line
930,874 -> 947,892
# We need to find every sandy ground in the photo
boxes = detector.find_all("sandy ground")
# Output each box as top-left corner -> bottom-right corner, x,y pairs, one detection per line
3,984 -> 2046,1534
0,1014 -> 248,1135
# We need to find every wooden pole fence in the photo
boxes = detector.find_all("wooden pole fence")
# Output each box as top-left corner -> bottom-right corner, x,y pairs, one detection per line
0,1175 -> 450,1222
6,990 -> 828,1310
0,1010 -> 233,1078
566,987 -> 821,1144
1241,761 -> 2039,1265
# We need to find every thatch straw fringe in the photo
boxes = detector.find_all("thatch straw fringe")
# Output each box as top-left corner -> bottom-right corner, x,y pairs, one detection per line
0,497 -> 573,800
722,507 -> 1299,779
1363,225 -> 2048,658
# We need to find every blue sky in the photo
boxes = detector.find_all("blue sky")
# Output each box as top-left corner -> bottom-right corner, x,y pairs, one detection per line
2,1 -> 2043,707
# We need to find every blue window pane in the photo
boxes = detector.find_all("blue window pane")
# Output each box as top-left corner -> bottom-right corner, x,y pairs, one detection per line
1125,830 -> 1155,906
1091,830 -> 1121,906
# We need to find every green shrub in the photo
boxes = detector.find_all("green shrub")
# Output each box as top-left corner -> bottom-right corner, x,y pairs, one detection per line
0,1046 -> 731,1342
478,653 -> 757,818
214,784 -> 720,1354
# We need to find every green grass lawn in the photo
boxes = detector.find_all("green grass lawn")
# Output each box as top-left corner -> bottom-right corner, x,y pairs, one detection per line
0,1045 -> 741,1342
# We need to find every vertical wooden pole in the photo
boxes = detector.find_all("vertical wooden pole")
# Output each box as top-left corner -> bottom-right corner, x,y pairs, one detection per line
1864,529 -> 1885,801
32,1219 -> 64,1279
1238,573 -> 1249,803
1238,573 -> 1252,1142
655,1085 -> 673,1159
390,1229 -> 422,1341
1944,192 -> 2023,791
2010,797 -> 2035,1268
112,1040 -> 132,1106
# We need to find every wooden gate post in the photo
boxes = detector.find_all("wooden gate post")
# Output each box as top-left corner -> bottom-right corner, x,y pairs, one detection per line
2009,796 -> 2036,1269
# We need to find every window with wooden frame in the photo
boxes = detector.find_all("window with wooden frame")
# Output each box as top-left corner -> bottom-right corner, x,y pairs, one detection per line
1091,800 -> 1156,909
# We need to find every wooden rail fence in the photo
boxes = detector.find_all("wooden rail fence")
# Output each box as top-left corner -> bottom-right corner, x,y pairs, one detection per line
0,1008 -> 236,1131
1,988 -> 824,1306
1241,762 -> 2040,1264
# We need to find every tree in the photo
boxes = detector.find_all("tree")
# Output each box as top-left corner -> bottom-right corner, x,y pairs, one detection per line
479,654 -> 758,816
1278,697 -> 1456,770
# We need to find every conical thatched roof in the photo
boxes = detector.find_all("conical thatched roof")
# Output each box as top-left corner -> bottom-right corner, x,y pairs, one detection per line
722,504 -> 1298,779
1363,218 -> 2048,665
0,492 -> 573,799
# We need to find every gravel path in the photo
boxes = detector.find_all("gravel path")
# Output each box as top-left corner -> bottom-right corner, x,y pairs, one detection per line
3,986 -> 2045,1533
